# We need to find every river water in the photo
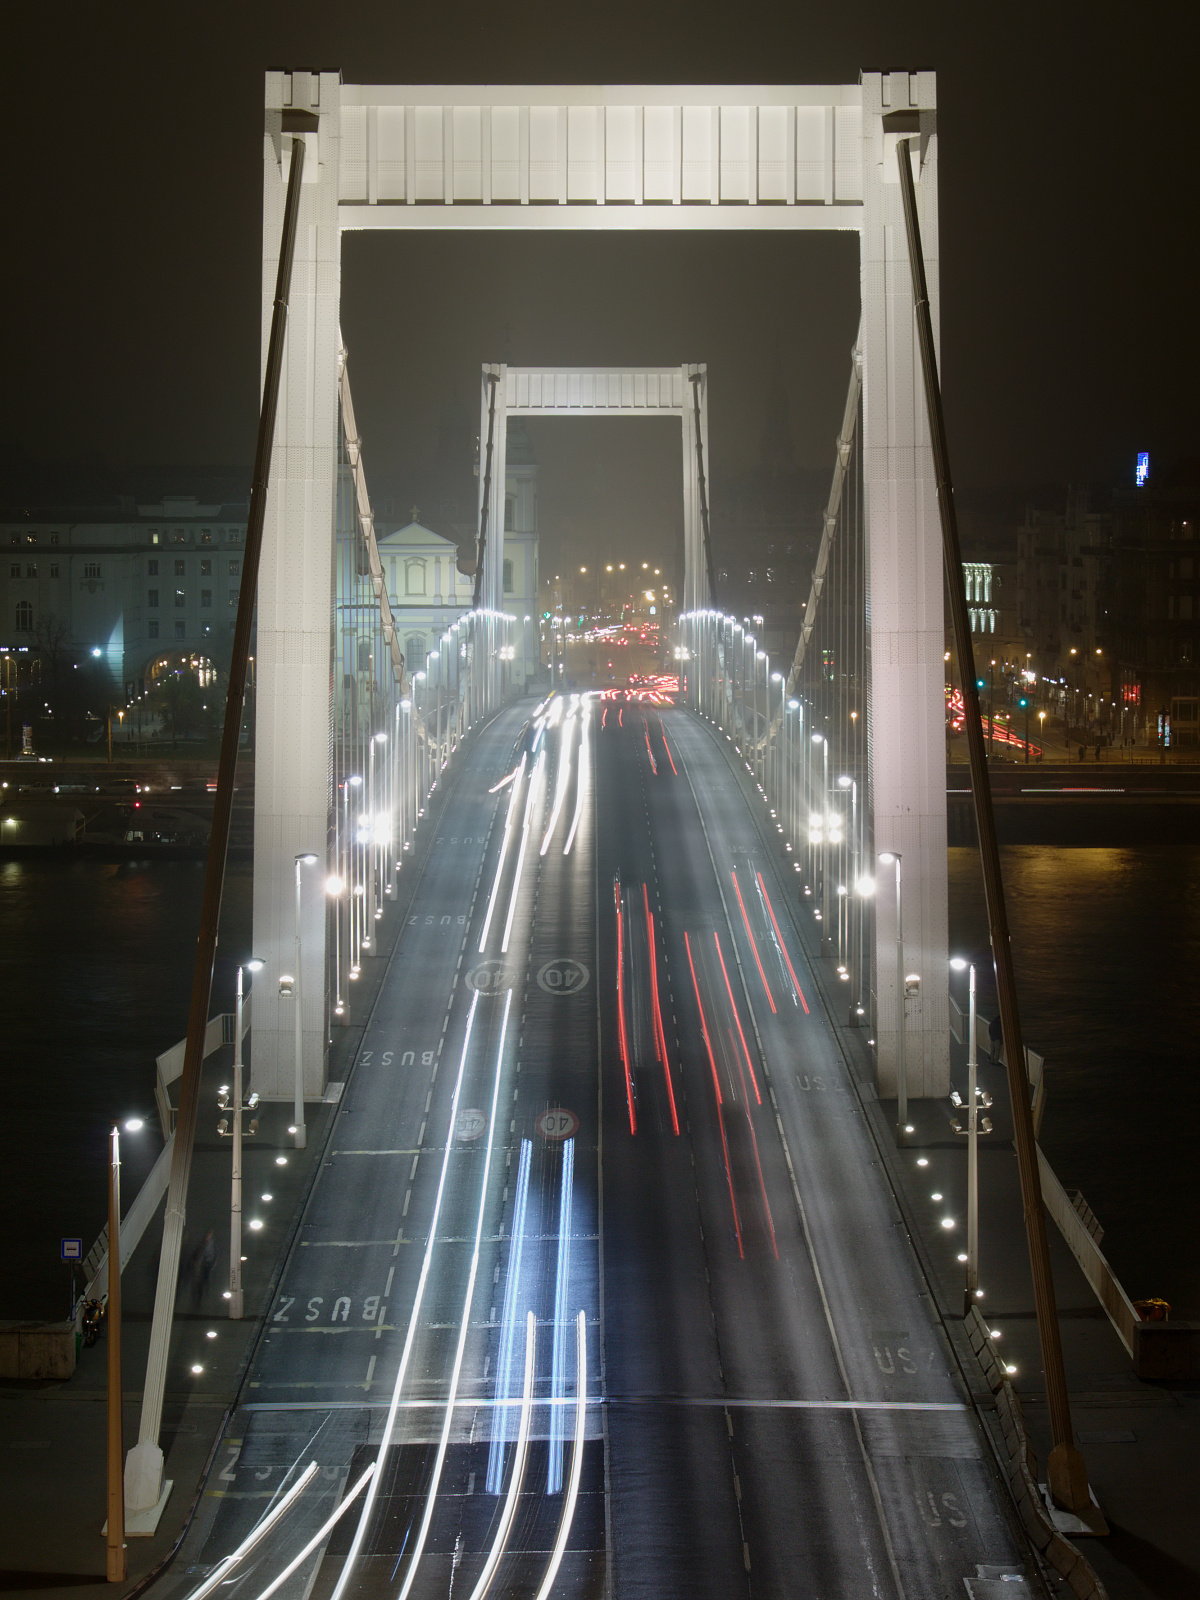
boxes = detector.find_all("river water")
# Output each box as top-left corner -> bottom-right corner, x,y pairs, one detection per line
3,846 -> 1196,1320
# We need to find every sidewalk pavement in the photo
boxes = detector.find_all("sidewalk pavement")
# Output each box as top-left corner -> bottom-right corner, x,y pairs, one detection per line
0,725 -> 482,1600
785,868 -> 1200,1599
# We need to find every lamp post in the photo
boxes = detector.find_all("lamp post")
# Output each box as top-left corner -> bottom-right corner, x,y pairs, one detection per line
292,852 -> 318,1149
219,961 -> 262,1318
949,958 -> 993,1313
811,734 -> 832,954
105,1124 -> 125,1582
878,851 -> 915,1140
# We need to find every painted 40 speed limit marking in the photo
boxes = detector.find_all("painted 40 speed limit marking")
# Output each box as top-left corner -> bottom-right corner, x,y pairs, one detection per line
536,1107 -> 580,1141
537,958 -> 590,995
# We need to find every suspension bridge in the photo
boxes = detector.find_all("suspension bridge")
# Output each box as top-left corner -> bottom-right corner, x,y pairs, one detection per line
106,71 -> 1102,1600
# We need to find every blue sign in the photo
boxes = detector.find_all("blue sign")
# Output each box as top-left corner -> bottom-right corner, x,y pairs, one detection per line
1136,451 -> 1149,488
60,1237 -> 83,1261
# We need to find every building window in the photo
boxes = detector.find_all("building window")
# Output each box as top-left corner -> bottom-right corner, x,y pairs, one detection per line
405,558 -> 427,596
147,559 -> 158,576
49,563 -> 58,579
26,563 -> 37,578
229,591 -> 238,606
50,533 -> 59,545
173,530 -> 186,544
405,633 -> 426,666
148,589 -> 159,606
25,534 -> 37,545
148,620 -> 159,639
150,530 -> 160,545
201,622 -> 212,637
175,559 -> 186,576
201,589 -> 212,608
9,563 -> 18,578
85,562 -> 101,579
228,559 -> 240,576
174,619 -> 186,640
228,531 -> 242,546
503,559 -> 514,594
15,600 -> 33,631
8,534 -> 17,545
175,588 -> 186,607
200,530 -> 212,545
200,558 -> 212,576
504,498 -> 515,532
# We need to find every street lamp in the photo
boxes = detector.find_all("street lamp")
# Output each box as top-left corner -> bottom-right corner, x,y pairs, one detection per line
218,960 -> 263,1319
291,852 -> 319,1149
950,958 -> 993,1313
878,851 -> 915,1140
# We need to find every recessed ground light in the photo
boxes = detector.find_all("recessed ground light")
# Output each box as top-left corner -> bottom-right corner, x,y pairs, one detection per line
249,1219 -> 264,1231
931,1192 -> 943,1201
261,1193 -> 273,1202
941,1217 -> 956,1230
917,1157 -> 929,1167
191,1364 -> 204,1375
206,1330 -> 217,1340
276,1156 -> 288,1166
956,1253 -> 968,1263
223,1290 -> 232,1299
1005,1364 -> 1017,1375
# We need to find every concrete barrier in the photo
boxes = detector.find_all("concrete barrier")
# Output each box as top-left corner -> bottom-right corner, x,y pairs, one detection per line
964,1307 -> 1109,1598
0,1320 -> 77,1380
1132,1320 -> 1200,1382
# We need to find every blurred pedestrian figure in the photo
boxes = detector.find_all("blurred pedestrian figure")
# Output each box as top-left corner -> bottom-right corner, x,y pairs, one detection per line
187,1230 -> 216,1308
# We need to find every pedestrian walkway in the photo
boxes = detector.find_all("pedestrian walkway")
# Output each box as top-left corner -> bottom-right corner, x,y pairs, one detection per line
0,727 -> 479,1599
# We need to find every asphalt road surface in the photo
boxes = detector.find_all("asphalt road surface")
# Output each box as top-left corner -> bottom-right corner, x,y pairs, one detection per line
157,693 -> 1032,1600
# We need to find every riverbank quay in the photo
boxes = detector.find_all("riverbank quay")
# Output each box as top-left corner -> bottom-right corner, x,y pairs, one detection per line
0,725 -> 481,1597
946,763 -> 1200,846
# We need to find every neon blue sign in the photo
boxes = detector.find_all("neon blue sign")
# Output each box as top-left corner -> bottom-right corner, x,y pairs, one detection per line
1136,451 -> 1149,488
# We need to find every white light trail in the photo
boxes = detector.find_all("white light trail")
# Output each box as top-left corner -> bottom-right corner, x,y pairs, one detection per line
396,989 -> 514,1600
533,1311 -> 588,1600
487,1138 -> 533,1494
501,749 -> 544,954
563,711 -> 590,857
548,1137 -> 575,1493
183,1460 -> 318,1600
250,1463 -> 375,1600
467,1312 -> 536,1600
539,714 -> 577,856
479,754 -> 525,952
328,990 -> 482,1600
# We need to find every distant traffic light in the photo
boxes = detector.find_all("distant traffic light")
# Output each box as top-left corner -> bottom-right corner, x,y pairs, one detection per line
976,678 -> 986,690
1017,696 -> 1028,709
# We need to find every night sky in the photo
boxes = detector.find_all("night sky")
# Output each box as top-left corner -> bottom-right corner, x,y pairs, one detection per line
5,0 -> 1194,569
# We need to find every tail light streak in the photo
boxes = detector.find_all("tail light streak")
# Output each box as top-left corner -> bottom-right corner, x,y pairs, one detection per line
713,931 -> 761,1104
615,880 -> 636,1135
756,871 -> 809,1013
731,870 -> 776,1014
661,722 -> 679,776
685,931 -> 743,1257
643,884 -> 679,1135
